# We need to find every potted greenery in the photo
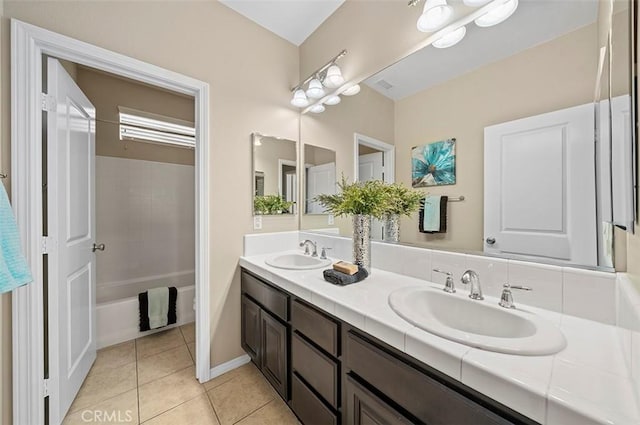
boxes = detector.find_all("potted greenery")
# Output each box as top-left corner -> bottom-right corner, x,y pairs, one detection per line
382,183 -> 424,243
315,177 -> 389,272
254,195 -> 294,215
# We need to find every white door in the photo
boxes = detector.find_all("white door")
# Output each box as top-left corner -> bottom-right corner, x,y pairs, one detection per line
358,152 -> 385,240
484,102 -> 597,266
47,58 -> 97,424
306,162 -> 336,214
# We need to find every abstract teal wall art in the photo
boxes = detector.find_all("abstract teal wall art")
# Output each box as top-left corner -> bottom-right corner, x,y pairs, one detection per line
411,138 -> 456,187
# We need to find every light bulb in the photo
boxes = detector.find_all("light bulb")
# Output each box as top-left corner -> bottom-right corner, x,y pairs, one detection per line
432,26 -> 466,49
306,78 -> 325,99
323,65 -> 345,88
474,0 -> 518,27
325,95 -> 341,106
310,104 -> 325,113
342,84 -> 361,96
290,89 -> 309,108
462,0 -> 491,6
417,0 -> 453,33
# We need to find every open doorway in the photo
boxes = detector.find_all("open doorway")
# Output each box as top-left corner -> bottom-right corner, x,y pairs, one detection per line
12,21 -> 211,425
354,133 -> 395,240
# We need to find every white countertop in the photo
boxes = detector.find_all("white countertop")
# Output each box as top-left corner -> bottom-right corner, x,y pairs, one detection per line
240,251 -> 640,425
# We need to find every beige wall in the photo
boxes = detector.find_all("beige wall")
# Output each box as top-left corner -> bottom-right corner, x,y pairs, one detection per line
394,23 -> 597,252
76,67 -> 196,165
300,84 -> 394,231
0,1 -> 300,416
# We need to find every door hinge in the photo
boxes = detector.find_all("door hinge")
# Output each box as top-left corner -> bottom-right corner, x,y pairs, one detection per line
41,93 -> 55,112
43,378 -> 50,397
41,236 -> 49,254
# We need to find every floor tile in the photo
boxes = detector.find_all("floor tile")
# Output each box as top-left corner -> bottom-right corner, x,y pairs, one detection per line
63,389 -> 138,425
141,393 -> 219,425
180,322 -> 196,343
69,362 -> 137,413
235,399 -> 299,425
187,342 -> 196,363
137,344 -> 194,385
136,328 -> 185,359
203,362 -> 259,391
207,364 -> 276,425
91,341 -> 136,375
138,366 -> 204,422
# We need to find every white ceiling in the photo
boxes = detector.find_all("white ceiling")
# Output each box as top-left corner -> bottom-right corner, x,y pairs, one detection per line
219,0 -> 345,46
365,0 -> 599,100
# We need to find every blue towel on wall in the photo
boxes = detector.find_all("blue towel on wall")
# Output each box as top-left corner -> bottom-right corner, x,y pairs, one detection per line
0,183 -> 33,294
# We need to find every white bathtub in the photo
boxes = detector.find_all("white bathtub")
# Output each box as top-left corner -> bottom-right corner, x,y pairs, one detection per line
96,273 -> 196,349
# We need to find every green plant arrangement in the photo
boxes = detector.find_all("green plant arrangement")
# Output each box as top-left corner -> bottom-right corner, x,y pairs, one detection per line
314,176 -> 389,218
254,195 -> 294,215
383,183 -> 424,217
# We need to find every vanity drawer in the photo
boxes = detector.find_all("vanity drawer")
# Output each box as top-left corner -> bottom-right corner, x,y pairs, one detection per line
241,270 -> 288,321
292,331 -> 339,408
345,331 -> 511,425
291,373 -> 338,425
292,299 -> 339,356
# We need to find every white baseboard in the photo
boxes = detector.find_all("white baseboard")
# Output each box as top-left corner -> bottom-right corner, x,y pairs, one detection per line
208,354 -> 251,380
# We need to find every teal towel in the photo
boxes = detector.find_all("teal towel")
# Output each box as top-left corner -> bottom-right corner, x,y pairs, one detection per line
422,195 -> 442,232
0,183 -> 33,294
148,287 -> 169,329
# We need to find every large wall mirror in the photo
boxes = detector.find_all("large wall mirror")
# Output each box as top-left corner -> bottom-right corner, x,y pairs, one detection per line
252,133 -> 298,215
303,144 -> 337,214
299,0 -> 638,271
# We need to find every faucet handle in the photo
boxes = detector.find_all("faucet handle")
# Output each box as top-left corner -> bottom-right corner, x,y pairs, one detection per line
299,241 -> 310,255
433,269 -> 456,293
499,283 -> 532,309
320,247 -> 332,260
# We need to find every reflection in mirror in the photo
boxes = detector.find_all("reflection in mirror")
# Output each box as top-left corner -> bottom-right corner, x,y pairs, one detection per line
301,0 -> 637,270
304,144 -> 336,214
252,133 -> 297,215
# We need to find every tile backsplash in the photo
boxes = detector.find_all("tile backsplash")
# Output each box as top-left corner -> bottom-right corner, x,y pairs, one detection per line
245,231 -> 626,326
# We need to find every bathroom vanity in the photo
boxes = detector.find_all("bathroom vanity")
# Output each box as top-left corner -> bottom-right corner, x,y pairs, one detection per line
241,267 -> 538,424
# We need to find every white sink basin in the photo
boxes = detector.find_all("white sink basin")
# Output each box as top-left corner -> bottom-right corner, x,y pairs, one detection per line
265,253 -> 331,270
389,286 -> 566,355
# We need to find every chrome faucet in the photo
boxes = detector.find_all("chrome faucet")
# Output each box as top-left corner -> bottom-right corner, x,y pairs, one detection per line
299,240 -> 318,257
499,283 -> 532,309
461,270 -> 483,300
433,269 -> 456,293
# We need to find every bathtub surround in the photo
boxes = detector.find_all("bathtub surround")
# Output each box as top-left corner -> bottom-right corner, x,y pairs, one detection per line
95,156 -> 195,297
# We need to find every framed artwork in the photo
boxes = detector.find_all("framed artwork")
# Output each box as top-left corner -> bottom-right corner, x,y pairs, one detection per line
411,138 -> 456,187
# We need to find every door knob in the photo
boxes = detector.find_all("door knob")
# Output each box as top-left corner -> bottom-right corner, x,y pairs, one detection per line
92,243 -> 105,252
485,237 -> 496,245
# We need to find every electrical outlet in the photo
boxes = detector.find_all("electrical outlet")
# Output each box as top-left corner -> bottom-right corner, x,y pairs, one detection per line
328,214 -> 335,225
253,215 -> 262,230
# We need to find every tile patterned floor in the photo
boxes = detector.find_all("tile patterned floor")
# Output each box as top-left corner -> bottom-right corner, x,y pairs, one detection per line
63,324 -> 300,424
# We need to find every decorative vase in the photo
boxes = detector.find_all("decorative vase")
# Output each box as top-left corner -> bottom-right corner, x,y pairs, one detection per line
352,214 -> 372,273
384,214 -> 400,243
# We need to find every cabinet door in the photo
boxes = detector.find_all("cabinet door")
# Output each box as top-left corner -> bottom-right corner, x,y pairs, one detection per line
346,375 -> 413,425
261,311 -> 288,398
241,295 -> 261,364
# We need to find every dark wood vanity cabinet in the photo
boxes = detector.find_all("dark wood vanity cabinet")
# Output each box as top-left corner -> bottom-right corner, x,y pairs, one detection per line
240,270 -> 290,400
240,268 -> 539,425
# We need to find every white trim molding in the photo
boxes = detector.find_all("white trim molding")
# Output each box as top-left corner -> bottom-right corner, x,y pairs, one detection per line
209,355 -> 251,379
11,19 -> 212,424
353,133 -> 395,183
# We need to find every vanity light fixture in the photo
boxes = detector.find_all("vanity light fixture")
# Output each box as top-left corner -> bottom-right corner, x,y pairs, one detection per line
306,78 -> 326,99
475,0 -> 518,27
310,104 -> 326,113
417,0 -> 453,32
432,26 -> 466,48
325,95 -> 341,106
290,89 -> 310,108
292,49 -> 360,114
342,84 -> 361,96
